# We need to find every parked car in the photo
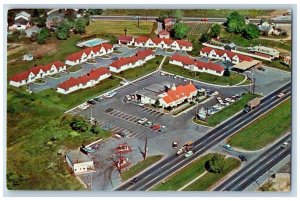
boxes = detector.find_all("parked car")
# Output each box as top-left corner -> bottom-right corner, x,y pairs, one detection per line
139,103 -> 145,107
137,118 -> 148,124
277,92 -> 285,98
173,75 -> 178,79
117,130 -> 130,137
87,100 -> 96,105
172,141 -> 178,148
151,124 -> 161,130
223,144 -> 233,151
125,95 -> 132,101
258,66 -> 265,71
212,91 -> 219,96
184,150 -> 194,158
160,72 -> 166,76
158,126 -> 167,132
281,141 -> 290,148
105,108 -> 113,113
143,121 -> 153,127
120,80 -> 130,86
238,155 -> 247,162
201,18 -> 208,21
183,79 -> 188,82
102,124 -> 112,131
130,177 -> 142,184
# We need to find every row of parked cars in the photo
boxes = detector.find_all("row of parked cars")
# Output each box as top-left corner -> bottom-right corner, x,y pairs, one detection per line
137,118 -> 167,132
78,91 -> 118,110
207,94 -> 242,116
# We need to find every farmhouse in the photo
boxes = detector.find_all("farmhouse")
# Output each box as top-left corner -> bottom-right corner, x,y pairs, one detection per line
9,11 -> 31,30
65,150 -> 95,175
118,35 -> 134,45
164,18 -> 176,32
57,67 -> 111,94
108,49 -> 155,73
160,83 -> 198,108
169,54 -> 225,76
134,36 -> 155,47
65,43 -> 113,66
9,61 -> 66,87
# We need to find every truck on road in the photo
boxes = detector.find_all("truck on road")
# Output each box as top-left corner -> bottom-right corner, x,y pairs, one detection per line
244,97 -> 261,113
176,141 -> 194,156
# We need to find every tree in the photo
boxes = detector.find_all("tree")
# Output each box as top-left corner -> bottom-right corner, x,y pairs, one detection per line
173,9 -> 183,22
173,22 -> 189,39
90,125 -> 101,135
226,11 -> 246,34
199,32 -> 211,43
223,67 -> 230,77
207,155 -> 225,173
243,23 -> 260,39
35,16 -> 47,27
154,99 -> 161,108
70,117 -> 89,132
30,32 -> 37,42
88,9 -> 103,15
32,9 -> 40,18
157,9 -> 173,22
55,20 -> 70,40
74,18 -> 86,34
37,28 -> 50,44
210,24 -> 221,38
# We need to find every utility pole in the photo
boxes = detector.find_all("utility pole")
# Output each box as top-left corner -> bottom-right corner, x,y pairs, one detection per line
139,136 -> 148,160
137,16 -> 140,28
124,27 -> 127,36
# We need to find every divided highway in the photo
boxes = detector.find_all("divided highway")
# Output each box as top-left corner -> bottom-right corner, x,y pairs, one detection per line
115,82 -> 291,191
90,16 -> 291,24
214,134 -> 291,191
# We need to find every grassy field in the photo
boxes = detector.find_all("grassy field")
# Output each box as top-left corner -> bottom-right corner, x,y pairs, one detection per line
228,98 -> 291,150
87,20 -> 156,37
102,9 -> 275,18
117,56 -> 163,80
194,93 -> 259,127
152,153 -> 241,191
183,157 -> 241,191
186,22 -> 211,35
219,26 -> 291,52
121,155 -> 163,181
262,59 -> 291,72
162,62 -> 246,86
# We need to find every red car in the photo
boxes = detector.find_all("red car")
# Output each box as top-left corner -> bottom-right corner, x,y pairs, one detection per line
201,18 -> 208,21
151,124 -> 161,130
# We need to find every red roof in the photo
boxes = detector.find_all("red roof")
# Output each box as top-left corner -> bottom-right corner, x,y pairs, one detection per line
110,57 -> 133,69
118,35 -> 133,42
170,54 -> 195,65
152,38 -> 173,45
253,52 -> 272,59
195,61 -> 224,72
101,43 -> 113,51
164,18 -> 175,24
136,49 -> 154,60
200,47 -> 254,62
83,47 -> 94,55
10,71 -> 30,82
159,30 -> 170,35
29,65 -> 44,74
135,36 -> 151,43
57,67 -> 110,90
66,51 -> 84,61
43,60 -> 65,71
162,83 -> 197,104
175,40 -> 192,47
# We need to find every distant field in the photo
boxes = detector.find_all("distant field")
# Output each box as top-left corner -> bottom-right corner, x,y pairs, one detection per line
228,98 -> 291,150
102,9 -> 275,18
86,20 -> 156,37
186,22 -> 211,35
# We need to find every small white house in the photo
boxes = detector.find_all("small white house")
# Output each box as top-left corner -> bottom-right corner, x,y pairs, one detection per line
65,150 -> 95,175
9,11 -> 31,30
23,54 -> 33,61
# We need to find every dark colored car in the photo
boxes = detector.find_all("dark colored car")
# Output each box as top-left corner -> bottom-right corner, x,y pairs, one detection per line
238,155 -> 247,162
105,108 -> 113,113
87,100 -> 96,105
130,177 -> 142,184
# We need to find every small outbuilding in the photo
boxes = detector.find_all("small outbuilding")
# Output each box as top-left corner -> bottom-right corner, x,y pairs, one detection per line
23,54 -> 33,61
158,30 -> 170,39
65,150 -> 95,175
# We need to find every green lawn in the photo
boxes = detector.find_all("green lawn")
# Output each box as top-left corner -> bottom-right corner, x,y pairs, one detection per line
152,153 -> 241,191
172,102 -> 196,116
183,157 -> 241,191
162,62 -> 245,86
67,65 -> 83,72
262,59 -> 291,72
117,56 -> 163,80
227,98 -> 291,150
121,155 -> 163,181
194,93 -> 260,127
87,20 -> 155,37
102,9 -> 275,18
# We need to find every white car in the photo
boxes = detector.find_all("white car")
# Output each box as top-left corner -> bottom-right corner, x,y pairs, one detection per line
160,72 -> 166,76
184,151 -> 193,158
212,91 -> 219,96
137,118 -> 148,124
277,93 -> 284,98
120,80 -> 130,86
125,95 -> 132,101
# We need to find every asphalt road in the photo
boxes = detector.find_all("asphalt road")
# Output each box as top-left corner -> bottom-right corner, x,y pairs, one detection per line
90,15 -> 291,24
213,134 -> 291,191
115,82 -> 291,191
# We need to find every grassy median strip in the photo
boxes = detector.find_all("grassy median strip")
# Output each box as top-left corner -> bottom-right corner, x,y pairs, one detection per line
152,153 -> 240,191
117,56 -> 163,81
228,98 -> 291,151
121,155 -> 163,181
162,63 -> 245,86
194,93 -> 259,127
182,157 -> 241,191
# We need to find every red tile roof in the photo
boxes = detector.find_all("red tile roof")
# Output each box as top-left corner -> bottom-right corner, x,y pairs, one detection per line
195,61 -> 224,72
152,38 -> 173,45
66,51 -> 85,61
118,35 -> 133,42
164,18 -> 175,24
57,77 -> 79,90
136,49 -> 154,60
110,57 -> 133,69
200,47 -> 254,62
10,71 -> 30,82
175,40 -> 192,47
135,36 -> 151,43
29,65 -> 44,74
101,43 -> 113,51
170,54 -> 195,65
159,30 -> 170,35
43,60 -> 65,71
162,83 -> 197,104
